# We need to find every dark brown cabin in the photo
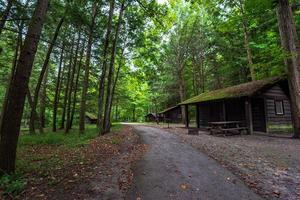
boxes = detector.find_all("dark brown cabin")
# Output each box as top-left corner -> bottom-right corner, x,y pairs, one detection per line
180,77 -> 293,134
159,106 -> 182,123
85,112 -> 97,124
145,113 -> 157,122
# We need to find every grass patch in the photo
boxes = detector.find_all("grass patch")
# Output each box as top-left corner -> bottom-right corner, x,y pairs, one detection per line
111,123 -> 123,132
19,125 -> 100,148
19,124 -> 124,147
0,174 -> 26,197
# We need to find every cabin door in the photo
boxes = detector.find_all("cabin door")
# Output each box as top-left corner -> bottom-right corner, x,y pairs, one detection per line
251,98 -> 267,132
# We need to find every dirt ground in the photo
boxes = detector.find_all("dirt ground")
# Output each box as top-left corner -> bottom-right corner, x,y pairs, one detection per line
4,126 -> 147,200
156,126 -> 300,200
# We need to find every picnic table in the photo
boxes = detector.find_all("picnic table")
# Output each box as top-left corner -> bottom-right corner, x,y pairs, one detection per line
208,121 -> 247,135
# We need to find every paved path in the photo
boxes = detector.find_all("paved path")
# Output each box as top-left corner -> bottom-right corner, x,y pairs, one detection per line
126,125 -> 262,200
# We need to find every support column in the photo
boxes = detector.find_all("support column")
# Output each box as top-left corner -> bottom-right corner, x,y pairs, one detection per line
196,104 -> 200,128
245,98 -> 253,134
184,104 -> 189,128
222,100 -> 226,121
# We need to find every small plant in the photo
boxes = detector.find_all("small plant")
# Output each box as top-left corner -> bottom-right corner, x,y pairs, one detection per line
0,174 -> 27,197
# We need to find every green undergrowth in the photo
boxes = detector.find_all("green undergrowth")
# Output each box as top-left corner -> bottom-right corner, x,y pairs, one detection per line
0,174 -> 27,197
18,123 -> 123,148
0,123 -> 124,198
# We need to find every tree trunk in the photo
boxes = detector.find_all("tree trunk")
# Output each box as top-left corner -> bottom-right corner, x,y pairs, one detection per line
39,67 -> 48,128
70,40 -> 86,129
29,17 -> 64,134
0,0 -> 14,36
61,38 -> 75,129
52,44 -> 65,132
132,104 -> 136,122
277,0 -> 300,138
0,0 -> 49,175
102,1 -> 125,134
238,0 -> 255,81
97,0 -> 115,133
79,3 -> 98,133
178,67 -> 187,124
111,48 -> 125,119
0,21 -> 22,129
65,32 -> 81,133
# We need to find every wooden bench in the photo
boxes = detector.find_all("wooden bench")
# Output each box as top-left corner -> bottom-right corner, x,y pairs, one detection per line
221,127 -> 248,135
209,121 -> 247,136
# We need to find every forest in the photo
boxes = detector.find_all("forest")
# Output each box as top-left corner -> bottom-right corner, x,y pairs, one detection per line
0,0 -> 300,199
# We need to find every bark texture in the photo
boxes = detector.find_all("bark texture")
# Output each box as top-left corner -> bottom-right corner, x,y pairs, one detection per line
79,3 -> 98,133
102,1 -> 125,134
29,17 -> 64,134
52,44 -> 65,132
0,0 -> 49,174
277,0 -> 300,138
97,0 -> 115,133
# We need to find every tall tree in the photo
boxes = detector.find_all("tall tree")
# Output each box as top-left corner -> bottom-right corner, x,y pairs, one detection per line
102,0 -> 126,134
65,31 -> 81,133
61,38 -> 75,129
52,44 -> 65,132
277,0 -> 300,138
238,0 -> 256,81
0,0 -> 49,174
97,0 -> 115,133
29,17 -> 64,134
79,2 -> 98,133
39,67 -> 48,128
70,40 -> 86,128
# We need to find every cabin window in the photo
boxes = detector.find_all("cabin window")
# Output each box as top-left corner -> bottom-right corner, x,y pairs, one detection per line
275,100 -> 284,115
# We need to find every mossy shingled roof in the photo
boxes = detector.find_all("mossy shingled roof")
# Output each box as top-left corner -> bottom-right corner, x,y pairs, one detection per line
180,76 -> 285,105
159,105 -> 180,114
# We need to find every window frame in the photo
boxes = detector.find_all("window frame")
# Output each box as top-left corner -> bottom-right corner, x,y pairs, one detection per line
274,100 -> 284,115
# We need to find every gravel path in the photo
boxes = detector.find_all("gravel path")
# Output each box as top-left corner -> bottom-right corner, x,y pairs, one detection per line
126,125 -> 262,200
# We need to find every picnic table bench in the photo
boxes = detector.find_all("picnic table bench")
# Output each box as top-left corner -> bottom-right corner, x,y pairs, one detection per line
208,121 -> 248,135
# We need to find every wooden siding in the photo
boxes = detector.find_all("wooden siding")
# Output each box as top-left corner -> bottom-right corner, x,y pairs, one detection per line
163,107 -> 182,123
262,85 -> 292,132
263,85 -> 289,99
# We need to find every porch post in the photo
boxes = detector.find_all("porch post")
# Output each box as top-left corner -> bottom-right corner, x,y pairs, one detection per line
196,104 -> 200,128
222,100 -> 226,121
184,104 -> 189,128
245,98 -> 253,134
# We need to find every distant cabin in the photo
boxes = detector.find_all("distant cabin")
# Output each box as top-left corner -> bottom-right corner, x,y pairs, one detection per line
85,112 -> 97,124
159,106 -> 182,123
180,77 -> 293,134
145,113 -> 157,122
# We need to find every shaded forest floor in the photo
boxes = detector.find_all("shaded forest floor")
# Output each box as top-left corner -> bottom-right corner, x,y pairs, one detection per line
145,124 -> 300,200
0,125 -> 147,200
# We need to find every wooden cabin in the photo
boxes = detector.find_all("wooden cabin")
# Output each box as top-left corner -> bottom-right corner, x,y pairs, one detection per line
159,106 -> 182,123
180,77 -> 293,134
85,112 -> 97,124
145,113 -> 157,122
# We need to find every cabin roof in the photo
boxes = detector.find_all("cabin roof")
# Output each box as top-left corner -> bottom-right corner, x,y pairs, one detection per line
180,76 -> 286,105
86,112 -> 97,120
159,105 -> 180,114
145,113 -> 157,117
